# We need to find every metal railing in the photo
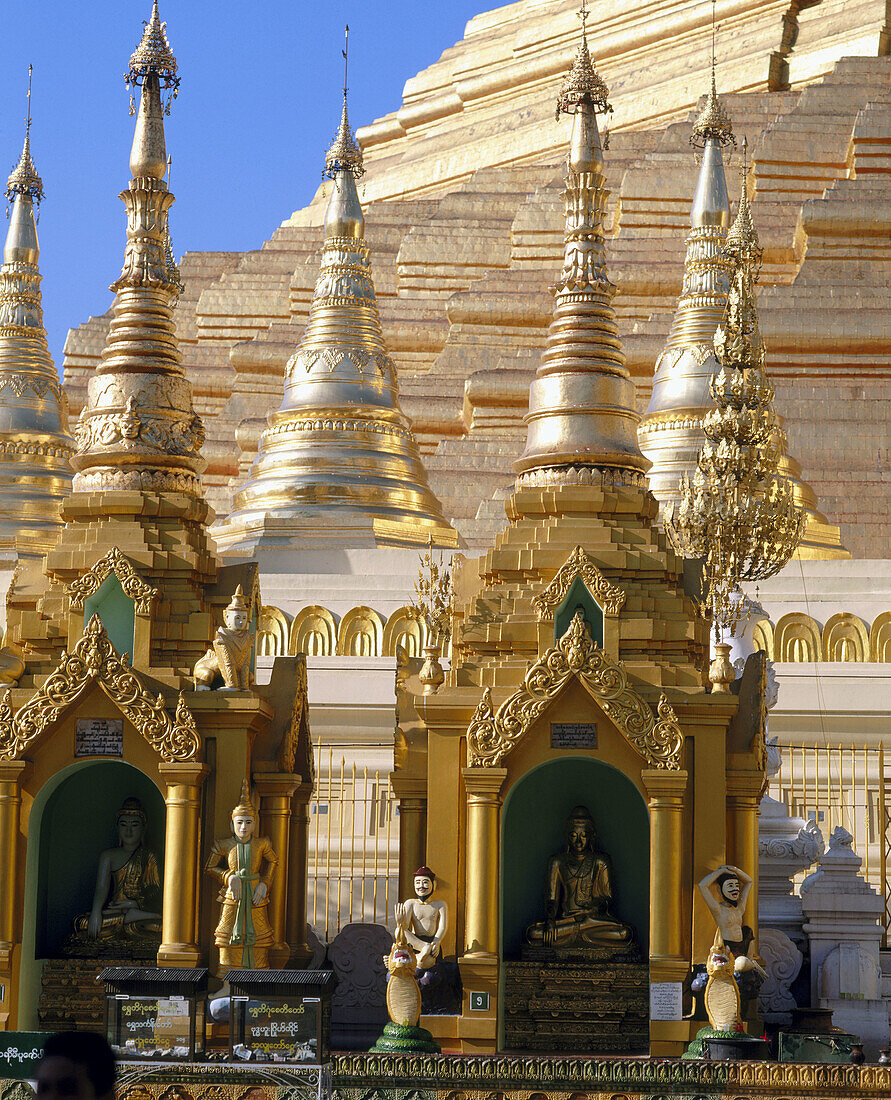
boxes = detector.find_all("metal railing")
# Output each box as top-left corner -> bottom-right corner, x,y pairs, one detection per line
307,743 -> 398,943
768,743 -> 891,942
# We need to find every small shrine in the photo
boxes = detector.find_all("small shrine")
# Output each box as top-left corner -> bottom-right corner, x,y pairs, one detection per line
0,5 -> 313,1033
393,15 -> 767,1056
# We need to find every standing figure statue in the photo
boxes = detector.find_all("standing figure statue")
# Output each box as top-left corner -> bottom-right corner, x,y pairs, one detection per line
205,782 -> 277,971
194,585 -> 253,690
69,797 -> 162,953
698,864 -> 767,1008
526,805 -> 634,950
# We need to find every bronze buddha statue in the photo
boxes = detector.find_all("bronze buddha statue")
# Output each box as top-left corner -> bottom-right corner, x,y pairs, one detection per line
525,805 -> 634,951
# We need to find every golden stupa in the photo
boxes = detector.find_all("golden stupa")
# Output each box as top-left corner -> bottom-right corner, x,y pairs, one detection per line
0,85 -> 74,559
212,88 -> 458,553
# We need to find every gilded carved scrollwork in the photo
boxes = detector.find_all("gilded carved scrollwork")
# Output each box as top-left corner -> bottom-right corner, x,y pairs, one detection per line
66,546 -> 158,614
532,545 -> 626,619
0,615 -> 200,761
466,611 -> 683,769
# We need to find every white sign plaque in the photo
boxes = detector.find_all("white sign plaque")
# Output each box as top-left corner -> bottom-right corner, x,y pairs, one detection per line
75,718 -> 124,757
649,981 -> 684,1021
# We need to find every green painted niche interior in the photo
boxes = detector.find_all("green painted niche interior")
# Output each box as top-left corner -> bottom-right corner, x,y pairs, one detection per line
34,762 -> 165,957
83,573 -> 135,658
501,756 -> 649,958
554,576 -> 604,646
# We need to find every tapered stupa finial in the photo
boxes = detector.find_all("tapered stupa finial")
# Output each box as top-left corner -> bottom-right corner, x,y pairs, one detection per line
0,69 -> 75,555
514,3 -> 648,492
212,37 -> 457,552
72,1 -> 205,496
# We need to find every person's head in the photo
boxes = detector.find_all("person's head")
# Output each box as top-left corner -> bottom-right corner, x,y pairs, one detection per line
566,805 -> 595,855
224,585 -> 249,632
413,866 -> 436,900
115,798 -> 146,850
36,1031 -> 115,1100
715,871 -> 740,906
231,779 -> 256,841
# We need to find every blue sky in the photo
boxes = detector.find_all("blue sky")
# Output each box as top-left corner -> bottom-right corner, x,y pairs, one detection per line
0,1 -> 484,368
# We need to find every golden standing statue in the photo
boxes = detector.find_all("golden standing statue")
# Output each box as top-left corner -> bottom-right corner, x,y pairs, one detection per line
205,782 -> 277,971
194,585 -> 253,690
526,805 -> 634,950
69,798 -> 162,951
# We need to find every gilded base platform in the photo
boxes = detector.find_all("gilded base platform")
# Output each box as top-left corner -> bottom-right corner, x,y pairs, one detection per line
503,958 -> 649,1054
6,1053 -> 891,1100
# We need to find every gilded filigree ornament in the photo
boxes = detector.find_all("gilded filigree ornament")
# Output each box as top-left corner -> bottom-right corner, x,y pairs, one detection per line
324,28 -> 364,180
65,547 -> 158,614
410,537 -> 454,647
125,0 -> 180,115
556,5 -> 612,118
466,611 -> 683,768
0,615 -> 200,761
664,174 -> 804,636
533,545 -> 625,619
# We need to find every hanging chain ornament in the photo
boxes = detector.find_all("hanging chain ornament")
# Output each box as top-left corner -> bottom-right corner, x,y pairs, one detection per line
664,139 -> 804,638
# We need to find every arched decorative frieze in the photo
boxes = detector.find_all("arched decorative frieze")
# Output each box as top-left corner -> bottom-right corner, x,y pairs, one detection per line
0,615 -> 199,761
337,606 -> 385,657
466,610 -> 683,769
869,612 -> 891,663
752,619 -> 774,659
774,613 -> 821,663
822,613 -> 869,663
383,606 -> 428,658
65,546 -> 158,614
257,605 -> 289,656
290,605 -> 337,657
532,545 -> 626,619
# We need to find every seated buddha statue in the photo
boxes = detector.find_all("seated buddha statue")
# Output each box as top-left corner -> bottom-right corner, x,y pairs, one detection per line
525,805 -> 634,951
68,798 -> 162,953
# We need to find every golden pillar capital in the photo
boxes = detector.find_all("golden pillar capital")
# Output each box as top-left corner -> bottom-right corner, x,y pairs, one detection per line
254,770 -> 300,967
641,768 -> 688,967
285,779 -> 313,967
157,761 -> 209,967
0,760 -> 27,975
461,767 -> 507,965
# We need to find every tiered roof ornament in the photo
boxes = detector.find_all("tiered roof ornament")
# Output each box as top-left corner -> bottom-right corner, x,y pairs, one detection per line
0,67 -> 74,556
212,30 -> 457,552
72,2 -> 204,496
664,166 -> 804,634
514,1 -> 648,490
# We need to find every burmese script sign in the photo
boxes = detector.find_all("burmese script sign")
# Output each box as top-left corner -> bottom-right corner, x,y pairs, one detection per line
239,997 -> 319,1062
116,996 -> 190,1055
550,722 -> 598,749
649,981 -> 684,1021
0,1032 -> 46,1080
75,718 -> 123,757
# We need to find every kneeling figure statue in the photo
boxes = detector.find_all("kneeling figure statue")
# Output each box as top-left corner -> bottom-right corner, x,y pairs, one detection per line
526,805 -> 634,951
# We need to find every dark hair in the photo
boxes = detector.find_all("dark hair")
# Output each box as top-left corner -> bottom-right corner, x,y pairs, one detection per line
40,1032 -> 116,1096
714,871 -> 740,906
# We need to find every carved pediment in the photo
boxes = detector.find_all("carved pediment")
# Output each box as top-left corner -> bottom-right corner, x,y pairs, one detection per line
0,615 -> 199,762
66,547 -> 158,614
466,611 -> 682,769
532,545 -> 626,619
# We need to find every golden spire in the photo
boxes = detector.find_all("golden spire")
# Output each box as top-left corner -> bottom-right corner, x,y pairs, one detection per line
664,178 -> 804,634
514,2 -> 648,491
212,34 -> 457,552
0,67 -> 74,556
72,2 -> 204,495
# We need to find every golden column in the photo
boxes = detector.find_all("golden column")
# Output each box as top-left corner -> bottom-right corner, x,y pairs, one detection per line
0,761 -> 27,978
158,761 -> 208,967
642,769 -> 689,971
390,773 -> 427,899
461,767 -> 507,961
254,771 -> 300,967
285,779 -> 313,967
726,771 -> 763,934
